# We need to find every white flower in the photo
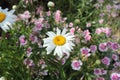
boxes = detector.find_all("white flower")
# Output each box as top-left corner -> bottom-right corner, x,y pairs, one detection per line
43,28 -> 75,58
0,77 -> 5,80
0,7 -> 16,32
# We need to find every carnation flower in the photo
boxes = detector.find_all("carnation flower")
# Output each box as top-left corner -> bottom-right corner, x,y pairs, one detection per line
43,28 -> 75,58
19,11 -> 31,20
101,57 -> 110,66
110,72 -> 120,80
94,68 -> 101,76
90,45 -> 97,53
80,47 -> 91,57
0,7 -> 16,32
71,60 -> 83,71
112,54 -> 118,61
19,35 -> 27,46
23,58 -> 34,67
99,43 -> 108,52
111,43 -> 120,51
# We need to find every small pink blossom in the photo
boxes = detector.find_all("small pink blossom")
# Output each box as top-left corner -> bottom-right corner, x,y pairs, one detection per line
111,43 -> 120,51
112,54 -> 119,61
90,45 -> 97,53
69,22 -> 73,27
86,22 -> 91,28
46,11 -> 51,16
71,60 -> 83,71
99,43 -> 108,52
29,34 -> 38,44
106,41 -> 113,48
113,62 -> 120,68
55,10 -> 61,23
101,57 -> 110,66
70,28 -> 75,35
19,11 -> 31,20
96,28 -> 102,35
26,47 -> 32,57
23,58 -> 34,67
99,19 -> 104,24
110,73 -> 120,80
84,35 -> 91,41
19,35 -> 27,46
94,68 -> 101,76
83,30 -> 90,36
80,47 -> 91,57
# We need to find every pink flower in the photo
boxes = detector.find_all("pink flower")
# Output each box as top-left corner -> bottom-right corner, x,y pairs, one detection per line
80,47 -> 91,57
83,30 -> 90,36
70,28 -> 75,35
113,62 -> 120,68
111,43 -> 120,51
36,6 -> 43,15
26,47 -> 32,57
101,57 -> 110,66
100,68 -> 107,75
112,54 -> 118,61
99,19 -> 104,24
94,68 -> 101,76
110,73 -> 120,80
84,35 -> 91,41
46,11 -> 51,16
90,45 -> 97,53
19,35 -> 27,46
71,60 -> 82,71
55,10 -> 61,23
69,22 -> 73,27
96,28 -> 102,35
106,41 -> 113,48
86,22 -> 91,28
29,34 -> 38,44
103,27 -> 111,37
99,43 -> 108,52
96,77 -> 105,80
19,11 -> 31,20
23,58 -> 34,67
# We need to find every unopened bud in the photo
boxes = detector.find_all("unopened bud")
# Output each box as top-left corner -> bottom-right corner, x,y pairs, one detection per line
12,5 -> 17,10
95,60 -> 101,65
74,19 -> 80,24
47,1 -> 55,8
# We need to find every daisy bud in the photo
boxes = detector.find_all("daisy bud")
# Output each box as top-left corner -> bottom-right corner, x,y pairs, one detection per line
12,5 -> 17,10
47,1 -> 55,8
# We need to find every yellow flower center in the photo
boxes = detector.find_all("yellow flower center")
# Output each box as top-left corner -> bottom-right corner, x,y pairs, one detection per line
53,35 -> 66,46
0,12 -> 6,23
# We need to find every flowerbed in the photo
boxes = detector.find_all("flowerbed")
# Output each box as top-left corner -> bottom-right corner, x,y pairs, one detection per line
0,0 -> 120,80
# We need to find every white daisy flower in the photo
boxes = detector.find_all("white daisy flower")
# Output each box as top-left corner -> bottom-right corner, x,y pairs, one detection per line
0,7 -> 16,32
43,28 -> 75,58
0,77 -> 5,80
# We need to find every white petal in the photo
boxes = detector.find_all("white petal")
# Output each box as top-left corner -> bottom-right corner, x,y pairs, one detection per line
46,31 -> 56,37
62,28 -> 67,35
57,28 -> 61,35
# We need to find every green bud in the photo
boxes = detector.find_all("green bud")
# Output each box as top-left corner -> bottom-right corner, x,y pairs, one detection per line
95,60 -> 101,65
74,19 -> 80,24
